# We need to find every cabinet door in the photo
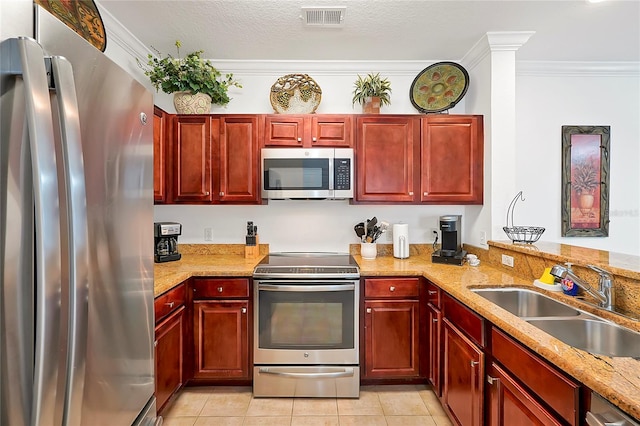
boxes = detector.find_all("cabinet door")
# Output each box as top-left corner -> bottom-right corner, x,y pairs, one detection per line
311,115 -> 353,147
364,300 -> 420,378
172,115 -> 213,202
487,363 -> 562,426
427,303 -> 442,397
356,116 -> 419,202
443,319 -> 484,426
155,305 -> 185,412
219,116 -> 260,203
264,115 -> 305,146
193,300 -> 250,379
420,115 -> 483,204
153,106 -> 168,203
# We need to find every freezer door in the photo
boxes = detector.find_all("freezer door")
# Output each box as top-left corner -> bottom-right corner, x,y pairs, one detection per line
36,7 -> 155,426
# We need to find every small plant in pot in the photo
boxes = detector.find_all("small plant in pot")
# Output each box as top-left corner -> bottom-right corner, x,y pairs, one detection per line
138,40 -> 241,114
352,72 -> 392,113
572,158 -> 599,216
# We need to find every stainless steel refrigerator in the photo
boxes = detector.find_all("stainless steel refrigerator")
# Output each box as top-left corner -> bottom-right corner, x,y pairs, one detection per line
1,4 -> 156,426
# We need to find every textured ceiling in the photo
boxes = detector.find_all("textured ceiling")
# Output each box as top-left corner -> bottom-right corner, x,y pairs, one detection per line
98,0 -> 640,62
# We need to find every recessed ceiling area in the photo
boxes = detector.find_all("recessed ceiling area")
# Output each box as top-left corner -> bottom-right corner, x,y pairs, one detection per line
98,0 -> 640,62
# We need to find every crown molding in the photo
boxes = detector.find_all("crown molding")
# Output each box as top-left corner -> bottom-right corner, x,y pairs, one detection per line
463,31 -> 535,70
517,61 -> 640,77
97,4 -> 152,62
208,60 -> 441,76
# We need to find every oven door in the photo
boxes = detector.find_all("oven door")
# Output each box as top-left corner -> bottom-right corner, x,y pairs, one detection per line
254,280 -> 359,365
261,148 -> 334,199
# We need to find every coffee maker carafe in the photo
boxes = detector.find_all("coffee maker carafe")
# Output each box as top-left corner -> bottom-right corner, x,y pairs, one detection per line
432,215 -> 466,265
154,222 -> 182,263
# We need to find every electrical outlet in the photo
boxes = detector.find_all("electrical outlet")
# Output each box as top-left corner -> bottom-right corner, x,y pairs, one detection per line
502,254 -> 514,267
480,231 -> 487,245
204,227 -> 213,241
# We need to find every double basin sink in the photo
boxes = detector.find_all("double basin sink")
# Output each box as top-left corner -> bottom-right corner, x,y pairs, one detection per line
472,288 -> 640,358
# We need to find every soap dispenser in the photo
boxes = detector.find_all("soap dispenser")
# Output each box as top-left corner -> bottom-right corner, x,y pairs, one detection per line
561,262 -> 579,296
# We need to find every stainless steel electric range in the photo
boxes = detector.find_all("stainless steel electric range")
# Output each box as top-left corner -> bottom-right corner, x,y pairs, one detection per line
252,253 -> 360,398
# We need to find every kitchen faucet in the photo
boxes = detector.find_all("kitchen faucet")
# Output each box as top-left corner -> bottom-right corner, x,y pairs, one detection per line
549,263 -> 615,310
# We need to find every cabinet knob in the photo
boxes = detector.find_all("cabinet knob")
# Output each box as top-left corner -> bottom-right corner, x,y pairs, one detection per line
432,318 -> 438,323
487,375 -> 499,385
217,286 -> 223,293
408,191 -> 414,196
470,360 -> 480,367
297,137 -> 302,142
423,192 -> 428,196
165,301 -> 175,308
312,137 -> 317,142
428,290 -> 437,295
204,191 -> 210,196
389,286 -> 395,292
366,308 -> 372,314
241,307 -> 247,314
220,191 -> 225,196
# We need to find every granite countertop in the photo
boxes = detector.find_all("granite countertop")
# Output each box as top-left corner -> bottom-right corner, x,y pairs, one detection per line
154,249 -> 640,419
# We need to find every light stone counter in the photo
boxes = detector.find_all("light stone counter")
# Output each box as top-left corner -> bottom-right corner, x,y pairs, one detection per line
154,243 -> 640,420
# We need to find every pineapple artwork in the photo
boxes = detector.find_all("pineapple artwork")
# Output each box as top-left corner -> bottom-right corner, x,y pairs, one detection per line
570,134 -> 601,228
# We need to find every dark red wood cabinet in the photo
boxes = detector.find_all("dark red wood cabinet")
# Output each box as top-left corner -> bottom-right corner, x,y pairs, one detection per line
172,115 -> 214,203
153,106 -> 169,203
263,114 -> 352,147
426,281 -> 442,396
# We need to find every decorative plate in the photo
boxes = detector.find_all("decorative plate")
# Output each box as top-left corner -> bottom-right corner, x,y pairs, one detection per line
35,0 -> 106,52
409,62 -> 469,113
270,74 -> 322,114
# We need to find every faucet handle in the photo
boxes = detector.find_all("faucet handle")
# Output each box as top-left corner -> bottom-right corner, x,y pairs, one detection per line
588,264 -> 612,278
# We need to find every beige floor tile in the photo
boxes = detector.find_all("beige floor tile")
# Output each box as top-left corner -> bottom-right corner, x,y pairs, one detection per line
336,415 -> 387,425
336,391 -> 383,416
243,416 -> 292,425
290,416 -> 339,426
162,389 -> 211,417
194,417 -> 244,426
212,386 -> 253,394
419,392 -> 447,417
377,390 -> 429,416
432,414 -> 454,426
386,415 -> 437,426
246,398 -> 294,417
200,392 -> 252,416
160,417 -> 197,426
292,398 -> 338,416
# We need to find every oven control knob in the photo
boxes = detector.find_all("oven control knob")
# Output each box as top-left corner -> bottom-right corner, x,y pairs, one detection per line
304,352 -> 309,358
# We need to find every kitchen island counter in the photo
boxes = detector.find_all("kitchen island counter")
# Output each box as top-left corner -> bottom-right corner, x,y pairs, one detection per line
154,243 -> 640,419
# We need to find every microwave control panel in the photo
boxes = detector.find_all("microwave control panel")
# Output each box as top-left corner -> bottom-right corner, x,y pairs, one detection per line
334,158 -> 351,190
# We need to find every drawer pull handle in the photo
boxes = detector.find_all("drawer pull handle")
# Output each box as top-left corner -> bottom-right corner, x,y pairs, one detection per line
217,287 -> 223,293
432,318 -> 438,323
428,290 -> 437,295
165,301 -> 175,308
470,360 -> 480,367
389,286 -> 395,292
241,307 -> 247,314
366,308 -> 372,314
487,375 -> 499,385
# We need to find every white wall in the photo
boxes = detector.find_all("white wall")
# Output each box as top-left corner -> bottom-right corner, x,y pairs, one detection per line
515,63 -> 640,256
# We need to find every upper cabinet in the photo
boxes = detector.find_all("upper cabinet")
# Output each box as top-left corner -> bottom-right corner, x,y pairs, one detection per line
153,106 -> 169,203
170,114 -> 261,205
355,116 -> 420,203
420,115 -> 484,204
264,114 -> 353,147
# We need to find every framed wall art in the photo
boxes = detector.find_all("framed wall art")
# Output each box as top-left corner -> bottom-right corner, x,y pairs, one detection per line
561,125 -> 610,237
35,0 -> 106,52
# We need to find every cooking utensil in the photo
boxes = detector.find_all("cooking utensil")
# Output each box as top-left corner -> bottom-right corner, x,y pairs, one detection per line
354,222 -> 366,241
365,217 -> 378,242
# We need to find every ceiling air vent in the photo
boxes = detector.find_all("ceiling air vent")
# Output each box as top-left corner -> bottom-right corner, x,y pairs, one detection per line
301,7 -> 346,27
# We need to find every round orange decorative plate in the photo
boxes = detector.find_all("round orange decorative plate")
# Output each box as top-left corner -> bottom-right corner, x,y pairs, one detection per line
410,62 -> 469,113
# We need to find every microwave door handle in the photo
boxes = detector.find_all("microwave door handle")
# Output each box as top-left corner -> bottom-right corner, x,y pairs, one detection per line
258,284 -> 355,292
328,156 -> 334,190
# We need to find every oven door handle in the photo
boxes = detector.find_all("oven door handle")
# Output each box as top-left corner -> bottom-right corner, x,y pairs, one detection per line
258,368 -> 355,379
258,284 -> 355,292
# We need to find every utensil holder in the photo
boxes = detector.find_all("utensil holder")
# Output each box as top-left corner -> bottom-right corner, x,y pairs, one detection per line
360,242 -> 377,260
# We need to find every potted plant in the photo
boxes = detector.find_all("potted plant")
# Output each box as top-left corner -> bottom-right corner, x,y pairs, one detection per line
352,73 -> 392,113
572,158 -> 599,215
139,40 -> 241,114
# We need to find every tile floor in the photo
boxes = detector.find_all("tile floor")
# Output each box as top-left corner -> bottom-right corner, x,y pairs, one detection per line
160,385 -> 453,426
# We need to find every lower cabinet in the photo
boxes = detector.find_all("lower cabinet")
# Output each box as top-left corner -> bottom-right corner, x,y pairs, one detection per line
362,278 -> 422,380
426,282 -> 442,396
192,278 -> 251,381
443,318 -> 485,426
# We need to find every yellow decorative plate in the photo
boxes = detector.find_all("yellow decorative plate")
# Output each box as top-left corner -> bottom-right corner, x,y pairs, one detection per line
410,62 -> 469,113
270,74 -> 322,114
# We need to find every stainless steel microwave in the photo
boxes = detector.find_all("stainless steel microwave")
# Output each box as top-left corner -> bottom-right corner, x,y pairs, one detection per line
261,148 -> 354,199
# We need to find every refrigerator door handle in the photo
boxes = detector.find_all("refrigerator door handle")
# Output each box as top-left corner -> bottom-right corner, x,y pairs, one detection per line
1,37 -> 64,426
49,55 -> 90,426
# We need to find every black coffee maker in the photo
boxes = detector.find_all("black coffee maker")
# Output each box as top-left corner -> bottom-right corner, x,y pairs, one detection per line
432,215 -> 467,265
154,222 -> 182,263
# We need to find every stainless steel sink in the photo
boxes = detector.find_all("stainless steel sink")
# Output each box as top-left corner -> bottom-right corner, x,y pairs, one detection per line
472,288 -> 582,318
526,318 -> 640,358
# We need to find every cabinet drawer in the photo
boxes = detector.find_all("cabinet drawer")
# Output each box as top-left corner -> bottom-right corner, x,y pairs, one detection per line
426,281 -> 441,307
155,283 -> 186,324
491,327 -> 580,425
192,278 -> 250,299
364,278 -> 419,299
442,292 -> 485,348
